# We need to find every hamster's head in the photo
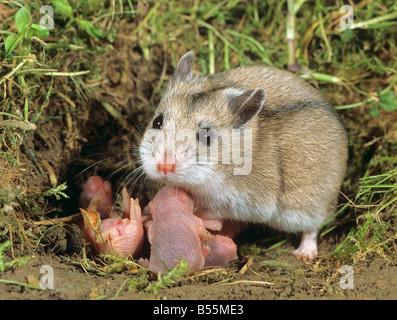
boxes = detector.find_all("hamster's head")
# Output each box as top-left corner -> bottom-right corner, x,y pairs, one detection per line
139,51 -> 266,189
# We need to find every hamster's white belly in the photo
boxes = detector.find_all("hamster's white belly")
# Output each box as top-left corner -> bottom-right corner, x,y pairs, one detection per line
190,184 -> 325,233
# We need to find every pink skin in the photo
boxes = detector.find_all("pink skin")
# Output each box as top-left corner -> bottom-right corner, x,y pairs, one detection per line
79,177 -> 144,258
203,235 -> 237,267
141,186 -> 237,274
141,186 -> 210,274
79,177 -> 236,270
79,176 -> 114,219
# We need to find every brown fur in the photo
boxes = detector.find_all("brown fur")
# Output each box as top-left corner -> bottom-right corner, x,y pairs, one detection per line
140,52 -> 348,235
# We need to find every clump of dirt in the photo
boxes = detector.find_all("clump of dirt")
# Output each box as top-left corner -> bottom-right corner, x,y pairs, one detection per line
43,224 -> 84,255
95,21 -> 162,126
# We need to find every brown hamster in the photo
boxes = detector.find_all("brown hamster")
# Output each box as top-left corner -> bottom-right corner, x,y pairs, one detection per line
139,51 -> 348,261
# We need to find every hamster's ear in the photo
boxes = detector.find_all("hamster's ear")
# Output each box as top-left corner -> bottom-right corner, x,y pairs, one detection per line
169,51 -> 194,88
225,88 -> 266,128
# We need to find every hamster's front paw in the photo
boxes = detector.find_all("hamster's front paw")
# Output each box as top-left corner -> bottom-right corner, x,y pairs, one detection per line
293,231 -> 318,261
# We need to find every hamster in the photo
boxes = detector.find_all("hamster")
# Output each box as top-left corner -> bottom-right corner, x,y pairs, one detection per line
139,51 -> 348,261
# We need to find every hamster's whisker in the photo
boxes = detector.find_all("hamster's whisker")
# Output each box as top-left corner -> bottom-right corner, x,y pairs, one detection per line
122,167 -> 148,197
124,167 -> 145,190
71,155 -> 118,181
110,165 -> 146,211
105,161 -> 135,181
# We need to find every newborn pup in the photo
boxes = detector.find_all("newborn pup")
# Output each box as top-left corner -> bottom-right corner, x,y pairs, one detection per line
79,176 -> 113,219
79,177 -> 144,258
139,51 -> 348,261
203,235 -> 237,268
142,186 -> 236,274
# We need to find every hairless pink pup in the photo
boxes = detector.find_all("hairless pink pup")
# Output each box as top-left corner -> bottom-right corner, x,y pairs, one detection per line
140,186 -> 237,274
79,176 -> 144,258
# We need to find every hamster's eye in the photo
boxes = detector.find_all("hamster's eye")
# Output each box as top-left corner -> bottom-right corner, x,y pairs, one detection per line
152,114 -> 163,130
197,128 -> 216,146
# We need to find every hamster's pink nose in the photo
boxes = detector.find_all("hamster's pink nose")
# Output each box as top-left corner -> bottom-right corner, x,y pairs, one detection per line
157,163 -> 176,173
157,153 -> 176,173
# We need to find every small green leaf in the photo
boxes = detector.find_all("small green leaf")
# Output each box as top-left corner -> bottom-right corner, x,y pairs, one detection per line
4,34 -> 22,55
378,90 -> 397,112
25,182 -> 69,201
368,101 -> 380,118
52,0 -> 73,17
77,19 -> 103,40
29,24 -> 50,39
340,28 -> 353,42
0,240 -> 11,272
15,8 -> 30,35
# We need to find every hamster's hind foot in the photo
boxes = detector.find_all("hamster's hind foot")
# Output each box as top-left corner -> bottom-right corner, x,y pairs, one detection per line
293,230 -> 318,261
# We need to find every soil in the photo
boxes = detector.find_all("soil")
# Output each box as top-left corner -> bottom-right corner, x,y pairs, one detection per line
0,17 -> 396,301
1,233 -> 396,300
